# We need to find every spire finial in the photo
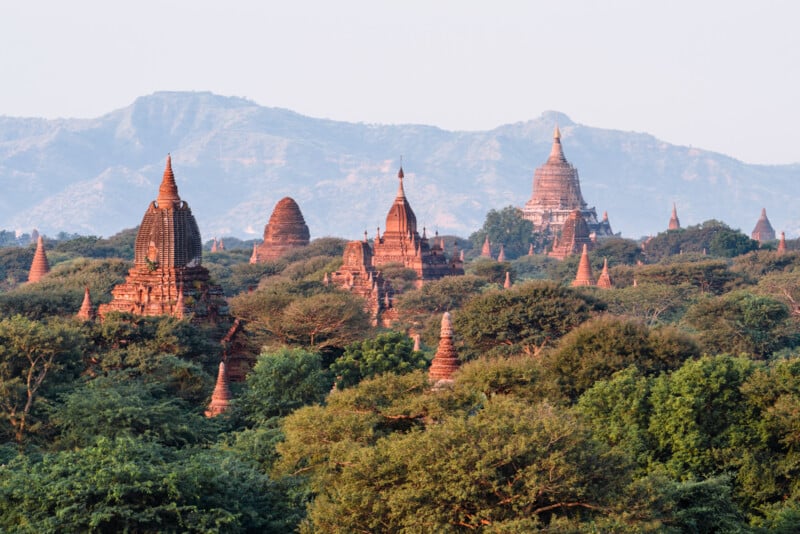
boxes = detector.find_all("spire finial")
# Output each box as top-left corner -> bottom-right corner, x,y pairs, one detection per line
157,153 -> 181,206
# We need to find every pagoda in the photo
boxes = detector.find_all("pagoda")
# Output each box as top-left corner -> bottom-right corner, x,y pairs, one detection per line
330,239 -> 396,326
205,361 -> 232,417
522,126 -> 611,239
571,244 -> 595,287
76,287 -> 94,320
99,156 -> 225,320
28,235 -> 50,283
371,166 -> 463,285
549,209 -> 594,260
596,258 -> 613,289
777,232 -> 787,254
668,203 -> 681,230
255,197 -> 310,262
751,208 -> 776,244
428,311 -> 460,385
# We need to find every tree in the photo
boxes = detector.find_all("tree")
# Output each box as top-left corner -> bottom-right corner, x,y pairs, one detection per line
600,282 -> 698,325
279,292 -> 371,349
453,281 -> 604,359
469,205 -> 534,260
331,331 -> 427,389
0,316 -> 85,443
644,220 -> 758,261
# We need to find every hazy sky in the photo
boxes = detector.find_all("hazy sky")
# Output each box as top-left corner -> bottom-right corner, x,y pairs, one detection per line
2,1 -> 798,164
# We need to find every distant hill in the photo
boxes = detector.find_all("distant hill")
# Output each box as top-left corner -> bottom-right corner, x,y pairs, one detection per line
0,91 -> 797,241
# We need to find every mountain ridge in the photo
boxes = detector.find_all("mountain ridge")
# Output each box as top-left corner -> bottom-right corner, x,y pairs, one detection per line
1,91 -> 797,241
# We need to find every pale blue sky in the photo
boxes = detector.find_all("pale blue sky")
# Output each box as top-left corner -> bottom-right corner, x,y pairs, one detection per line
2,0 -> 798,164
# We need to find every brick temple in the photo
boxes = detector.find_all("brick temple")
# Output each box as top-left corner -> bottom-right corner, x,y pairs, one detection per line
522,126 -> 612,246
751,208 -> 776,244
254,197 -> 310,262
98,156 -> 225,320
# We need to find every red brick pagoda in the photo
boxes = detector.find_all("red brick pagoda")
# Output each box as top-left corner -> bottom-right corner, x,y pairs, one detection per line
27,235 -> 50,283
255,197 -> 310,262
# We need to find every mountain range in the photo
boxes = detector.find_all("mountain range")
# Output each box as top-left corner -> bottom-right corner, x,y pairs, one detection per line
0,91 -> 797,242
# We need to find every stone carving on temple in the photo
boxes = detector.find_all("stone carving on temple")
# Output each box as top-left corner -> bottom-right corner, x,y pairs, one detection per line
751,208 -> 776,244
668,203 -> 681,230
428,311 -> 460,386
371,166 -> 464,285
571,244 -> 595,287
549,209 -> 594,260
27,235 -> 50,283
522,126 -> 612,243
205,361 -> 232,417
98,155 -> 226,320
255,197 -> 310,262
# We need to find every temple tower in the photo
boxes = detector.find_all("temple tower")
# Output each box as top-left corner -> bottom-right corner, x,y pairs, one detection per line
777,231 -> 787,254
428,311 -> 460,385
596,258 -> 613,289
549,209 -> 593,259
668,203 -> 681,230
497,244 -> 506,262
28,235 -> 50,283
205,361 -> 232,417
522,126 -> 611,238
571,244 -> 595,287
751,208 -> 776,244
330,240 -> 396,326
76,287 -> 94,320
481,235 -> 492,258
99,156 -> 225,320
372,166 -> 463,284
256,197 -> 310,262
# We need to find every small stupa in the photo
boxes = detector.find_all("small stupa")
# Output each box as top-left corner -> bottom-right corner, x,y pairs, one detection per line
76,286 -> 94,320
528,243 -> 534,256
571,244 -> 595,287
503,271 -> 512,289
668,203 -> 681,230
751,208 -> 776,244
205,361 -> 232,417
28,235 -> 50,283
777,231 -> 787,254
481,235 -> 492,258
497,244 -> 506,262
596,258 -> 613,289
249,243 -> 259,264
256,197 -> 310,262
428,311 -> 460,385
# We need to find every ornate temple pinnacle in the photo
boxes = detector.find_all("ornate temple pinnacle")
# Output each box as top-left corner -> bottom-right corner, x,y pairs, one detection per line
157,154 -> 181,206
397,166 -> 406,198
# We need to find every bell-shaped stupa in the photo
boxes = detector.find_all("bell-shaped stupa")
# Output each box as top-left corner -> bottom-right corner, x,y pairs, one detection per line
256,197 -> 310,262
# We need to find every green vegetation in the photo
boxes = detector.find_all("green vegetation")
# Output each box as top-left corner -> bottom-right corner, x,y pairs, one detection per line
1,222 -> 800,532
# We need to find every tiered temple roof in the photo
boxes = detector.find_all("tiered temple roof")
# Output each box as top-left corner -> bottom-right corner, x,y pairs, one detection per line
330,239 -> 396,326
549,209 -> 594,260
668,203 -> 681,230
751,208 -> 776,244
371,167 -> 463,285
571,244 -> 595,287
522,126 -> 612,239
98,156 -> 225,320
428,311 -> 460,385
256,197 -> 310,262
28,235 -> 50,283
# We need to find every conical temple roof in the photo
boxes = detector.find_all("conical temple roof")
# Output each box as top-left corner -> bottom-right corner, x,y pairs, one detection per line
28,235 -> 50,283
751,208 -> 776,243
547,125 -> 568,163
429,312 -> 460,383
668,203 -> 681,230
481,235 -> 492,257
205,361 -> 232,417
157,154 -> 181,206
384,167 -> 417,236
596,258 -> 613,289
571,244 -> 595,286
77,286 -> 94,320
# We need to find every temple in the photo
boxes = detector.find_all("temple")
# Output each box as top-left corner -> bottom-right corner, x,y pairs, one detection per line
549,209 -> 594,259
28,235 -> 50,283
76,287 -> 94,320
596,258 -> 613,289
522,126 -> 612,242
371,166 -> 463,284
205,361 -> 232,417
668,203 -> 681,230
98,156 -> 225,320
571,244 -> 595,287
751,208 -> 776,244
329,239 -> 396,326
255,197 -> 310,262
428,311 -> 460,386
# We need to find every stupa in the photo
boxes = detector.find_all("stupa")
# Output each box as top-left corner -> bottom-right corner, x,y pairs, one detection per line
522,126 -> 611,239
428,311 -> 460,385
497,244 -> 506,262
777,232 -> 787,254
205,361 -> 232,417
549,209 -> 594,259
27,235 -> 50,283
99,156 -> 225,320
751,208 -> 776,244
76,287 -> 94,320
371,166 -> 463,285
571,244 -> 595,286
255,197 -> 310,262
481,235 -> 492,258
668,203 -> 681,230
596,258 -> 613,289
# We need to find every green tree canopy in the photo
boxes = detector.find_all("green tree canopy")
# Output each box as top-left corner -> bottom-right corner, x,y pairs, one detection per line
469,205 -> 534,260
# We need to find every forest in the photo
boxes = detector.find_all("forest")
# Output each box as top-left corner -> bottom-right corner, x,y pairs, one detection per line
1,209 -> 800,532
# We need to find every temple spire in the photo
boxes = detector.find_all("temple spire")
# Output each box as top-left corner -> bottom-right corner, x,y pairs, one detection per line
28,235 -> 50,283
668,203 -> 680,230
547,124 -> 567,163
503,271 -> 512,289
205,361 -> 232,417
157,154 -> 181,206
481,235 -> 492,258
396,166 -> 406,198
76,286 -> 94,320
596,258 -> 613,289
429,312 -> 460,386
571,244 -> 595,286
778,231 -> 787,254
497,244 -> 506,262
